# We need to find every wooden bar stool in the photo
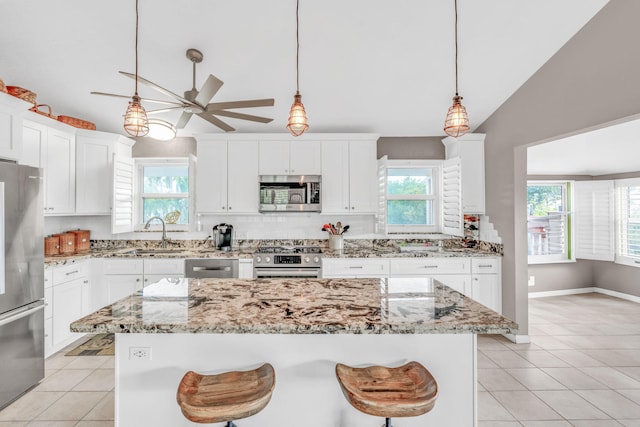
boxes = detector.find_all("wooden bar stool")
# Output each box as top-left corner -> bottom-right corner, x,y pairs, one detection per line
335,361 -> 438,427
177,363 -> 275,426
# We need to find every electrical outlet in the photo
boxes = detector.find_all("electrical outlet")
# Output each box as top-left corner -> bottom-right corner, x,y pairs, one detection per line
129,347 -> 152,360
528,276 -> 535,287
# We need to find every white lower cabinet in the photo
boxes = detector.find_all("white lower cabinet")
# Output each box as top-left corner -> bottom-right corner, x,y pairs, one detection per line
239,259 -> 253,279
471,258 -> 502,313
322,258 -> 389,278
389,258 -> 471,296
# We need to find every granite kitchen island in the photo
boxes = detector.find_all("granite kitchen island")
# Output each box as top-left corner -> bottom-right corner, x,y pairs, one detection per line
72,277 -> 517,427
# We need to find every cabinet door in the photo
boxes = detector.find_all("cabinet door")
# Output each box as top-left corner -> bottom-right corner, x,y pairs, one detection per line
430,274 -> 471,296
460,139 -> 485,213
289,140 -> 321,174
0,101 -> 20,161
348,140 -> 377,213
259,141 -> 290,175
105,274 -> 143,304
144,274 -> 185,287
76,136 -> 113,214
143,258 -> 184,275
471,274 -> 501,313
227,140 -> 259,213
45,128 -> 76,214
196,141 -> 227,213
52,278 -> 84,346
321,140 -> 350,214
21,121 -> 46,170
238,260 -> 253,279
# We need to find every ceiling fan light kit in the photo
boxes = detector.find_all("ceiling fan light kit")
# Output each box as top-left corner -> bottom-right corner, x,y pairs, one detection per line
147,118 -> 177,141
124,0 -> 149,137
443,0 -> 470,138
287,0 -> 309,137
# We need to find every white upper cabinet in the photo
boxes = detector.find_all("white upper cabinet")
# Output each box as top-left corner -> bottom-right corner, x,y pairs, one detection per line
259,140 -> 321,175
348,140 -> 378,213
0,92 -> 31,161
442,133 -> 486,214
321,140 -> 350,213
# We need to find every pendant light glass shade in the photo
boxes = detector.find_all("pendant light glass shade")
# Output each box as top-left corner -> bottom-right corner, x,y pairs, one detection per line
124,95 -> 149,137
147,119 -> 176,141
287,93 -> 309,137
444,95 -> 469,138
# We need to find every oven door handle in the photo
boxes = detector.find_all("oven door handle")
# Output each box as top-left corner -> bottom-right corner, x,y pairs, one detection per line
254,268 -> 320,278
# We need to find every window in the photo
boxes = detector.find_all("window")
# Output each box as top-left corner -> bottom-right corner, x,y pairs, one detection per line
615,178 -> 640,266
136,159 -> 189,228
383,161 -> 440,233
527,181 -> 573,264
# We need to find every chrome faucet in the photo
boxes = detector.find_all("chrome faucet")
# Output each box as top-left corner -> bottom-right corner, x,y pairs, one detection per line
144,216 -> 169,248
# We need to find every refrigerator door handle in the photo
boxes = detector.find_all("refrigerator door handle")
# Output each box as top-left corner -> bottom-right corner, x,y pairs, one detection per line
0,301 -> 45,327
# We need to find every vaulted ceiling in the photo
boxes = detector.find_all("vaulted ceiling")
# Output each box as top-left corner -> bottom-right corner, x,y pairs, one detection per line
1,0 -> 608,137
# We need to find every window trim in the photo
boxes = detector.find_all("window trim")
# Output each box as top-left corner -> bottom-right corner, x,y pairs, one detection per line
384,160 -> 441,234
614,177 -> 640,268
527,180 -> 575,265
135,158 -> 190,232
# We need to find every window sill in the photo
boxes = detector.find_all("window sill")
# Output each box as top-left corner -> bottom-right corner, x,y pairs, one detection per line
614,257 -> 640,268
528,258 -> 576,265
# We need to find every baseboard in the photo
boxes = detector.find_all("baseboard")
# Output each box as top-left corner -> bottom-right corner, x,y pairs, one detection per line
528,287 -> 640,303
502,333 -> 531,344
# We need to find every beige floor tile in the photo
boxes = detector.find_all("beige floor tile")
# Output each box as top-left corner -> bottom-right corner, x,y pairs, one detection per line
478,351 -> 500,368
581,350 -> 640,367
619,389 -> 640,406
98,357 -> 114,369
580,367 -> 640,389
491,390 -> 562,420
542,367 -> 608,390
505,368 -> 566,390
563,335 -> 640,350
478,336 -> 511,350
530,335 -> 574,350
570,420 -> 626,427
514,350 -> 570,368
618,368 -> 640,383
0,422 -> 28,426
548,349 -> 606,367
82,393 -> 114,421
478,392 -> 514,421
618,420 -> 640,427
43,355 -> 76,371
72,370 -> 114,392
533,390 -> 610,419
478,369 -> 526,391
478,382 -> 487,391
25,422 -> 77,426
63,357 -> 112,370
0,392 -> 64,422
520,422 -> 572,426
34,370 -> 93,392
478,422 -> 522,427
35,392 -> 106,421
482,351 -> 535,369
576,390 -> 640,419
75,422 -> 116,427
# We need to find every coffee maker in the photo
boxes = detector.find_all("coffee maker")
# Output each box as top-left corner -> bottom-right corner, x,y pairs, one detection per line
212,223 -> 234,251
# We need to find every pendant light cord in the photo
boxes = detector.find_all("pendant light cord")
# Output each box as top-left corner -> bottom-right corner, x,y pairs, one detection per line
135,0 -> 140,97
454,0 -> 459,96
295,0 -> 300,94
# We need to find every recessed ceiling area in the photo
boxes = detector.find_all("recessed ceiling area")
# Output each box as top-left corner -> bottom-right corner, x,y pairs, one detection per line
528,118 -> 640,176
0,0 -> 608,137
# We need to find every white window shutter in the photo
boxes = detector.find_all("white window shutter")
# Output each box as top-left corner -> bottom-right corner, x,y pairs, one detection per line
111,155 -> 135,234
377,156 -> 388,235
574,180 -> 614,261
442,157 -> 463,236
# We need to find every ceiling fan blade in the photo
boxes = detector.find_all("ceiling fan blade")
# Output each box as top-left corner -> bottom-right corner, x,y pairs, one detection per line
176,111 -> 193,129
119,71 -> 193,105
91,91 -> 183,106
195,74 -> 224,106
211,110 -> 273,124
146,106 -> 186,115
197,113 -> 235,132
206,98 -> 275,110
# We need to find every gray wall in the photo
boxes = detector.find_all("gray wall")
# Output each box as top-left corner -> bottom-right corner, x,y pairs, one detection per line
592,261 -> 640,297
377,137 -> 444,160
528,261 -> 594,293
132,137 -> 196,158
475,0 -> 640,335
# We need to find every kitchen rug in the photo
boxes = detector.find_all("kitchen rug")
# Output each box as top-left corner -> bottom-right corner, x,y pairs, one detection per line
65,333 -> 114,356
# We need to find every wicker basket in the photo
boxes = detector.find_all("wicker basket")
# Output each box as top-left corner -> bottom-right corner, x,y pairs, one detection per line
55,233 -> 75,255
6,86 -> 36,104
29,104 -> 56,120
0,78 -> 6,94
44,236 -> 60,257
69,229 -> 90,253
57,115 -> 96,130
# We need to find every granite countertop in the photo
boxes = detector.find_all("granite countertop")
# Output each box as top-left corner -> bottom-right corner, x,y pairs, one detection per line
70,277 -> 517,335
322,247 -> 499,258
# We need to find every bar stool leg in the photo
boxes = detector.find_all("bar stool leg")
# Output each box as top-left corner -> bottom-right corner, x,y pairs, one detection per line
384,417 -> 392,427
226,422 -> 237,427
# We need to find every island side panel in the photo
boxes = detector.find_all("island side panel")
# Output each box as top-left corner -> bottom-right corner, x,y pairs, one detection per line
116,333 -> 477,427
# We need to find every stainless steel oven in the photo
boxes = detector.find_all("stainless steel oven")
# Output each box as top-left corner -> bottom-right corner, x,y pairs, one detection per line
253,246 -> 322,278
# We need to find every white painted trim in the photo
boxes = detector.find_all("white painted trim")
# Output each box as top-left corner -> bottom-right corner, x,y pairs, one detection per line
528,287 -> 640,304
502,333 -> 531,344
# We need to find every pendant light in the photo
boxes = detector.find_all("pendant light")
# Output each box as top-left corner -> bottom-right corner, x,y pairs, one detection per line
123,0 -> 149,137
443,0 -> 470,138
147,119 -> 177,141
286,0 -> 309,137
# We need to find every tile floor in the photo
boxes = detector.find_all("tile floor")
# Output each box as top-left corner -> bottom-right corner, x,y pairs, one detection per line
0,292 -> 639,426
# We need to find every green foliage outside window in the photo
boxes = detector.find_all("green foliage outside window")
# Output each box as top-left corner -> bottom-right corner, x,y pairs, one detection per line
527,185 -> 563,216
142,165 -> 189,225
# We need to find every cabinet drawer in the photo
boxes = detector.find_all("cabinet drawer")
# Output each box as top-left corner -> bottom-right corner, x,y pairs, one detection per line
103,259 -> 143,275
44,268 -> 53,289
52,261 -> 88,284
389,258 -> 470,275
471,258 -> 500,274
143,258 -> 184,275
44,287 -> 52,319
322,259 -> 389,277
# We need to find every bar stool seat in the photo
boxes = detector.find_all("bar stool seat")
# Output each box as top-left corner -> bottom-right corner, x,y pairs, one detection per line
335,361 -> 438,419
177,363 -> 275,424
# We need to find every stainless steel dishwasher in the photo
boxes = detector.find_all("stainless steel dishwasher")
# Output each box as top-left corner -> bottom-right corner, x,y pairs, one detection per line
184,259 -> 239,278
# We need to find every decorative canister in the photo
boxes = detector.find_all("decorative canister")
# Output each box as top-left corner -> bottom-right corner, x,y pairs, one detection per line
44,236 -> 60,257
55,233 -> 75,255
328,234 -> 344,251
69,229 -> 90,253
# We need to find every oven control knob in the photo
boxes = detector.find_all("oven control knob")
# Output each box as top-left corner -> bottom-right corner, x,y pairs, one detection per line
304,256 -> 310,263
265,256 -> 271,263
255,256 -> 261,264
313,256 -> 320,263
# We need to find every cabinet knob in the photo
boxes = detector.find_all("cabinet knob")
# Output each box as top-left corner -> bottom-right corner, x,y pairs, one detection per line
351,206 -> 355,210
136,278 -> 140,282
83,280 -> 88,284
144,278 -> 148,282
291,169 -> 294,173
222,206 -> 226,210
345,207 -> 349,210
228,206 -> 232,210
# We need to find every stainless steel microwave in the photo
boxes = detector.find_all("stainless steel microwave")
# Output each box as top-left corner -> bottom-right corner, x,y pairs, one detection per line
259,175 -> 321,212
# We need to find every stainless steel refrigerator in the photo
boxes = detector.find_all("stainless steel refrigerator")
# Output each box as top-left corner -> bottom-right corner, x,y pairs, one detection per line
0,161 -> 44,409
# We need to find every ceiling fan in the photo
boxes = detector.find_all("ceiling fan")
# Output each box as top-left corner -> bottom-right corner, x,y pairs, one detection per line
92,48 -> 275,132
